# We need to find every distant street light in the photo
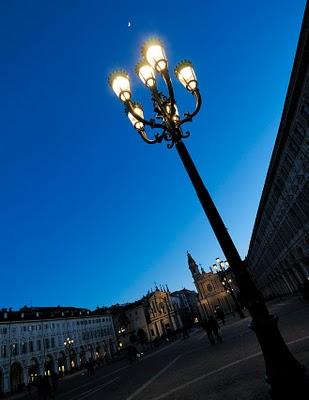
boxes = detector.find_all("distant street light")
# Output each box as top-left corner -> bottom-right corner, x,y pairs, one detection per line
108,38 -> 308,398
63,337 -> 74,348
64,337 -> 74,369
212,258 -> 245,318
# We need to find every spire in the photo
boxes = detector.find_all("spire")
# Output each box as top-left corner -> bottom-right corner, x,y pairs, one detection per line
187,251 -> 201,279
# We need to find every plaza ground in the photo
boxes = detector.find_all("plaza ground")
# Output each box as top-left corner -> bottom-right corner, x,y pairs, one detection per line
11,296 -> 309,400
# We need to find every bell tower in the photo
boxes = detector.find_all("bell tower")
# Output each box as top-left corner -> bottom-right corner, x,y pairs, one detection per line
187,251 -> 201,280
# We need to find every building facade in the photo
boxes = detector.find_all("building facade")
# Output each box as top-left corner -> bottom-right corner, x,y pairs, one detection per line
187,252 -> 236,318
108,289 -> 183,349
110,300 -> 151,348
0,307 -> 116,395
147,290 -> 183,338
171,288 -> 200,327
247,5 -> 309,299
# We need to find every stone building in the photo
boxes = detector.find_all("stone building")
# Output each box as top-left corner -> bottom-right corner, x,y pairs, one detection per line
148,289 -> 183,338
108,300 -> 151,348
0,306 -> 116,395
247,5 -> 309,299
108,288 -> 183,349
171,288 -> 200,327
187,252 -> 236,318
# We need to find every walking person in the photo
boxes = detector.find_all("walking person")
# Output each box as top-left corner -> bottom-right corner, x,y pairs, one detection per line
99,349 -> 106,367
202,319 -> 215,345
86,360 -> 91,376
209,315 -> 222,343
215,305 -> 225,325
87,359 -> 95,376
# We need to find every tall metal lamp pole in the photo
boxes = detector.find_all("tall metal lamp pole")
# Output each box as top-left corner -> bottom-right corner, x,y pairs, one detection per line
108,38 -> 309,398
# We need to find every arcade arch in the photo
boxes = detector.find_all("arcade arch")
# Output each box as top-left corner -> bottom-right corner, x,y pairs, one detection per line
28,357 -> 40,382
44,354 -> 54,376
10,362 -> 24,393
57,352 -> 66,376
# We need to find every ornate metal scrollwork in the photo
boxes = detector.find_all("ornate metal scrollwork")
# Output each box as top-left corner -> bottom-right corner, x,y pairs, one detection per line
124,64 -> 201,148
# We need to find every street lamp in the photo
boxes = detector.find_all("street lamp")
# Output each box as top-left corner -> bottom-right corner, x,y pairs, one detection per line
118,327 -> 126,335
108,38 -> 308,398
212,258 -> 245,318
64,337 -> 74,370
64,337 -> 74,348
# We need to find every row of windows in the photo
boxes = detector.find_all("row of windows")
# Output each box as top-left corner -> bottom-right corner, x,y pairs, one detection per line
77,319 -> 107,326
248,94 -> 309,268
1,335 -> 73,358
252,176 -> 308,263
82,328 -> 113,340
0,318 -> 112,335
0,338 -> 52,358
0,327 -> 116,358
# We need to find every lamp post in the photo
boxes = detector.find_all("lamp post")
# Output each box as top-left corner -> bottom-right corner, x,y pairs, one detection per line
63,337 -> 74,371
212,258 -> 245,318
108,38 -> 308,398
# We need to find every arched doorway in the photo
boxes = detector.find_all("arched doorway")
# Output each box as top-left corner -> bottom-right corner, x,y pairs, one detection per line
57,352 -> 66,376
10,362 -> 24,393
44,355 -> 54,376
28,358 -> 39,383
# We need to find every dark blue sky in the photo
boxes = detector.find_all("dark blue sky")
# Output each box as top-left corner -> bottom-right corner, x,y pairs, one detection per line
0,0 -> 306,309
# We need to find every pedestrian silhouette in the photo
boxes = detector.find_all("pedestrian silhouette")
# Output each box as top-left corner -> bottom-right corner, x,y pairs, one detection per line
202,319 -> 215,345
209,315 -> 222,342
87,359 -> 95,376
215,305 -> 225,325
